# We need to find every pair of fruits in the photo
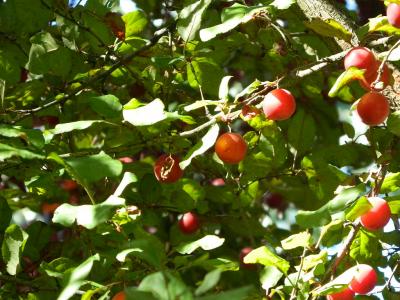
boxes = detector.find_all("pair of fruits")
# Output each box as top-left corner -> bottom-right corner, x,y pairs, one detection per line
327,197 -> 392,299
327,264 -> 377,299
344,47 -> 391,126
153,88 -> 296,182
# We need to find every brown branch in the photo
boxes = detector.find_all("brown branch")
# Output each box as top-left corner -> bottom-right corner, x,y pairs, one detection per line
321,222 -> 361,283
296,0 -> 359,48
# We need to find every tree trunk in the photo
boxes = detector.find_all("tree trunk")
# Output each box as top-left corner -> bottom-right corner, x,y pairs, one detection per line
297,0 -> 359,48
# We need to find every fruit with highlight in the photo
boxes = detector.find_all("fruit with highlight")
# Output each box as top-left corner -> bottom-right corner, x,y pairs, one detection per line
215,133 -> 247,164
262,89 -> 296,120
179,212 -> 200,234
360,197 -> 391,231
356,92 -> 390,126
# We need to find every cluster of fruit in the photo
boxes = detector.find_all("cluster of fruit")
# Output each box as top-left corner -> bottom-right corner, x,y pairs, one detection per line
344,46 -> 391,126
327,197 -> 391,299
152,88 -> 296,233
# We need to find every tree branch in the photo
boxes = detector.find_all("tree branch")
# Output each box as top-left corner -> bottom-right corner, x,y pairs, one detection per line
296,0 -> 359,48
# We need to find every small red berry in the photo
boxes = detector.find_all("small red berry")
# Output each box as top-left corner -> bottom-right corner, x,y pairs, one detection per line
179,212 -> 200,234
356,92 -> 390,126
387,3 -> 400,28
215,133 -> 247,164
326,288 -> 354,300
349,264 -> 377,294
360,197 -> 391,231
153,154 -> 183,183
262,89 -> 296,120
344,47 -> 377,77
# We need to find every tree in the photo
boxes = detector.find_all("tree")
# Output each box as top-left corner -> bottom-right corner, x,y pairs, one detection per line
0,0 -> 399,299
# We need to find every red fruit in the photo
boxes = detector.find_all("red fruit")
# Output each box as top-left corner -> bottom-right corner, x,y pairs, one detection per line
349,264 -> 377,294
20,68 -> 28,82
215,133 -> 247,164
59,179 -> 78,192
344,47 -> 377,77
211,178 -> 225,186
118,156 -> 134,164
262,89 -> 296,120
239,247 -> 255,269
264,193 -> 288,212
360,197 -> 391,231
153,154 -> 183,183
356,92 -> 390,126
326,288 -> 354,300
360,61 -> 391,91
112,291 -> 126,300
387,3 -> 400,28
179,212 -> 200,234
42,203 -> 60,215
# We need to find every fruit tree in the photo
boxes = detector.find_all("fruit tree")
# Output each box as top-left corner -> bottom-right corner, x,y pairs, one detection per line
0,0 -> 399,299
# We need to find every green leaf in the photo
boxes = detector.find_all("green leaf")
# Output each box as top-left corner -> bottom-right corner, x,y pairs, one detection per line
114,172 -> 138,196
116,238 -> 166,269
199,4 -> 266,41
218,76 -> 233,101
23,221 -> 53,261
122,10 -> 148,37
176,235 -> 225,254
302,250 -> 328,272
195,269 -> 222,296
88,94 -> 122,118
0,196 -> 12,231
27,32 -> 72,77
387,111 -> 400,136
66,151 -> 123,183
288,109 -> 316,154
260,266 -> 283,292
58,254 -> 100,300
388,200 -> 400,214
1,224 -> 28,275
328,67 -> 365,98
312,268 -> 355,296
125,288 -> 158,300
45,120 -> 107,143
0,124 -> 45,149
281,231 -> 312,250
243,246 -> 290,274
368,16 -> 400,35
52,195 -> 125,229
305,18 -> 352,41
196,286 -> 254,300
0,143 -> 44,162
234,79 -> 262,102
180,124 -> 219,169
296,184 -> 366,227
346,196 -> 372,221
381,172 -> 400,193
138,271 -> 192,300
187,58 -> 224,96
123,98 -> 166,126
40,257 -> 76,279
177,0 -> 213,41
350,230 -> 380,263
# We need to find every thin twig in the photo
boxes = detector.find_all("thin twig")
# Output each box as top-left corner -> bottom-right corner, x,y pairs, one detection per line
373,38 -> 400,88
322,222 -> 361,282
289,246 -> 308,300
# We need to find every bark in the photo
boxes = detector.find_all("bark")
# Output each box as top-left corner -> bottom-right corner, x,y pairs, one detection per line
297,0 -> 359,48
